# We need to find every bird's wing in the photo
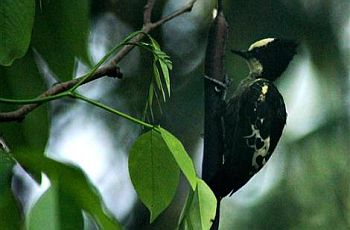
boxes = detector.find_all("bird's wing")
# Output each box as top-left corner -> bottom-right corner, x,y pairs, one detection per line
223,79 -> 287,193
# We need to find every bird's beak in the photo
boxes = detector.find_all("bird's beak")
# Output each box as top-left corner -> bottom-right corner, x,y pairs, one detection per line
231,49 -> 250,59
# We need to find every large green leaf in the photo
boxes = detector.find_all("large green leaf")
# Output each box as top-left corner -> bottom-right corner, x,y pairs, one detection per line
0,0 -> 35,66
0,151 -> 22,229
27,185 -> 84,230
129,129 -> 180,222
159,128 -> 197,190
13,152 -> 121,230
1,53 -> 50,184
31,0 -> 90,80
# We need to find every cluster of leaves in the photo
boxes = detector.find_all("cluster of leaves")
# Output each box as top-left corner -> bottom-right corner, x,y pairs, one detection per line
1,127 -> 217,229
123,32 -> 173,120
129,127 -> 216,228
5,149 -> 121,230
0,1 -> 216,229
144,37 -> 172,120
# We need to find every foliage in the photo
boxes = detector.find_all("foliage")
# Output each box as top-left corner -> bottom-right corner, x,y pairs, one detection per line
0,149 -> 22,230
0,0 -> 35,66
0,1 -> 216,229
178,179 -> 217,230
129,128 -> 181,223
13,151 -> 121,230
128,127 -> 199,222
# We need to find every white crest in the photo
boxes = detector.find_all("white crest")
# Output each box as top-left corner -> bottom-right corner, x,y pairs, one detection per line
248,38 -> 275,51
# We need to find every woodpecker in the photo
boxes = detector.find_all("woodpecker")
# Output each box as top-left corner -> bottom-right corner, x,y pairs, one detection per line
209,38 -> 297,199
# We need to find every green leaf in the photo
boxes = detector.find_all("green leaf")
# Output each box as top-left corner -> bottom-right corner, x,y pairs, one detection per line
153,62 -> 166,101
149,37 -> 161,51
31,0 -> 90,80
125,34 -> 172,117
27,184 -> 84,230
0,0 -> 35,66
123,30 -> 143,43
159,59 -> 171,97
179,179 -> 217,230
149,37 -> 171,98
149,37 -> 171,97
148,82 -> 154,109
1,52 -> 50,184
144,82 -> 155,121
129,129 -> 180,222
0,152 -> 22,230
190,180 -> 217,230
159,128 -> 197,190
13,152 -> 121,230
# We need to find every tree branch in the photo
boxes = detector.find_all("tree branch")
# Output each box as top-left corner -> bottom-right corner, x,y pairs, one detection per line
0,0 -> 197,122
151,0 -> 196,28
202,0 -> 228,229
143,0 -> 156,24
0,66 -> 122,122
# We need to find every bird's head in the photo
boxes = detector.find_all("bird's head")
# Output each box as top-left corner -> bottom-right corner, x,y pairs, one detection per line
232,38 -> 298,81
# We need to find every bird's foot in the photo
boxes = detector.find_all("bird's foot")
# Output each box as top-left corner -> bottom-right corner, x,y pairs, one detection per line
204,75 -> 231,89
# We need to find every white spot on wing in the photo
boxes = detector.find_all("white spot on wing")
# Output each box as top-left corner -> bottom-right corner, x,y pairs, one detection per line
262,85 -> 268,95
258,83 -> 269,101
244,124 -> 271,170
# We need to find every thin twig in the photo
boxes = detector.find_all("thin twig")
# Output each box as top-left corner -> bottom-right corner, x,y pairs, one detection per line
0,0 -> 197,122
70,92 -> 153,129
151,0 -> 196,28
143,0 -> 156,24
0,66 -> 121,122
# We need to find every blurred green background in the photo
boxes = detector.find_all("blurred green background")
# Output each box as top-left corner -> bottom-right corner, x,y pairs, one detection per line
0,0 -> 349,229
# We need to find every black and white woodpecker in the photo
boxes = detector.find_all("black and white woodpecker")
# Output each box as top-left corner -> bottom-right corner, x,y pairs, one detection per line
209,38 -> 298,200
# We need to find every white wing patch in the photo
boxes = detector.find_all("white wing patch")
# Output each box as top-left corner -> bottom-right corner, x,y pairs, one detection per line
261,85 -> 269,95
258,84 -> 269,101
244,124 -> 271,171
245,81 -> 273,174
